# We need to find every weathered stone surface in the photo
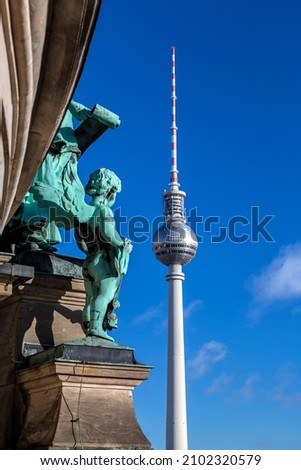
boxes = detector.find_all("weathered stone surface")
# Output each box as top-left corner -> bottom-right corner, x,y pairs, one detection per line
0,385 -> 15,447
0,0 -> 101,232
15,359 -> 152,449
25,342 -> 136,368
0,254 -> 85,448
0,253 -> 32,301
12,251 -> 83,278
0,253 -> 152,449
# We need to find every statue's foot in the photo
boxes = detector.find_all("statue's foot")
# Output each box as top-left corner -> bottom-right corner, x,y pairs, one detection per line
88,328 -> 114,342
25,238 -> 58,253
27,242 -> 42,251
38,241 -> 58,253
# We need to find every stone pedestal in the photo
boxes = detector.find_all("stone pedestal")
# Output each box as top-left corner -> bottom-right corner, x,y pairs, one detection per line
0,252 -> 152,449
0,252 -> 86,448
15,341 -> 152,449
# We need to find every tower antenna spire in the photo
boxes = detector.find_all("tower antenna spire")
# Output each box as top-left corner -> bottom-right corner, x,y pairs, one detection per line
170,46 -> 180,190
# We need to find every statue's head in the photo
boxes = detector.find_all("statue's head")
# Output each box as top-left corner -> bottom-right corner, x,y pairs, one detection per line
86,168 -> 121,202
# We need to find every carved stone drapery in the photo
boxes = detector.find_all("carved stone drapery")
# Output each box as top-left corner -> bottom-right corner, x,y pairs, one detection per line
0,0 -> 101,233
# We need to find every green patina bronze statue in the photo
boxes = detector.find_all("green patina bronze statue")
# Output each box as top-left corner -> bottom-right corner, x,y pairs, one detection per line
0,99 -> 130,342
31,100 -> 91,219
0,99 -> 120,253
75,168 -> 133,341
19,100 -> 92,252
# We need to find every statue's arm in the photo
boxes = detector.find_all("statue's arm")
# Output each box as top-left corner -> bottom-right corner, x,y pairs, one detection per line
76,236 -> 89,254
74,225 -> 89,254
98,206 -> 125,248
69,100 -> 91,121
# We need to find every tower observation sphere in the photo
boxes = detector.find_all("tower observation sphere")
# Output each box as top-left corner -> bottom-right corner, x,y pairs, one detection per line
152,191 -> 198,266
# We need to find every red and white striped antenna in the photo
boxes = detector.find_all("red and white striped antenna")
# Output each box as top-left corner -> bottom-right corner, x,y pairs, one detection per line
170,46 -> 180,191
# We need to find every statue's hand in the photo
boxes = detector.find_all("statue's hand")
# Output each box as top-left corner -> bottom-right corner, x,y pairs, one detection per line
69,101 -> 91,121
76,108 -> 91,120
123,238 -> 133,253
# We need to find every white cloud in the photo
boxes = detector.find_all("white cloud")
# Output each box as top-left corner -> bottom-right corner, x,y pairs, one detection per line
184,299 -> 203,319
132,303 -> 163,325
206,373 -> 233,395
247,242 -> 301,319
188,340 -> 228,378
240,373 -> 261,401
266,363 -> 301,408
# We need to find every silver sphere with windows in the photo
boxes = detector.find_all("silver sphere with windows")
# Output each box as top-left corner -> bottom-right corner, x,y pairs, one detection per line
152,220 -> 198,266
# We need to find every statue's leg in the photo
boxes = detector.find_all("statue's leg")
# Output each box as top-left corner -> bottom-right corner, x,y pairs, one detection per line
82,279 -> 93,333
88,278 -> 118,341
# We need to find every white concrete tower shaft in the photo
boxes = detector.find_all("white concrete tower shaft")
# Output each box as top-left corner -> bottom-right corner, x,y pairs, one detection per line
166,263 -> 187,449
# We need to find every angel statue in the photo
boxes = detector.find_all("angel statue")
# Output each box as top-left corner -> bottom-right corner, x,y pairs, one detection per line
75,168 -> 132,341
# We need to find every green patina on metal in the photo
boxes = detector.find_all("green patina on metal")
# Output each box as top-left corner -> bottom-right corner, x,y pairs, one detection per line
0,100 -> 121,253
75,168 -> 133,341
0,99 -> 131,342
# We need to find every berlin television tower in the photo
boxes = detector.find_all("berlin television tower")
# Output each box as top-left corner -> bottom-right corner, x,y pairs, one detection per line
152,47 -> 198,450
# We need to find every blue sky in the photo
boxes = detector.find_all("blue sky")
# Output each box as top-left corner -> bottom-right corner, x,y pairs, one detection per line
57,0 -> 301,450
